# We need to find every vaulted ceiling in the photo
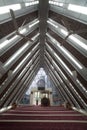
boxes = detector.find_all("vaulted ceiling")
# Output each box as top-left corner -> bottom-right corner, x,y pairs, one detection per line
0,0 -> 87,111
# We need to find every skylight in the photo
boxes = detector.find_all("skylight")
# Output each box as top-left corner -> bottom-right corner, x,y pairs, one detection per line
0,4 -> 21,14
25,1 -> 39,7
68,4 -> 87,15
49,1 -> 63,7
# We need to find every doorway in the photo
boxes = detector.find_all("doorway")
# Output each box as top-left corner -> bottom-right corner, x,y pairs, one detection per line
33,91 -> 49,105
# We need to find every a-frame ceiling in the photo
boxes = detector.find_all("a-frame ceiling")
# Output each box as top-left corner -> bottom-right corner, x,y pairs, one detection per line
0,0 -> 87,111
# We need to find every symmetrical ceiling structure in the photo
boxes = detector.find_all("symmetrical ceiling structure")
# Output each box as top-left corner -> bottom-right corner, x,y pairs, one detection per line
0,0 -> 87,111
